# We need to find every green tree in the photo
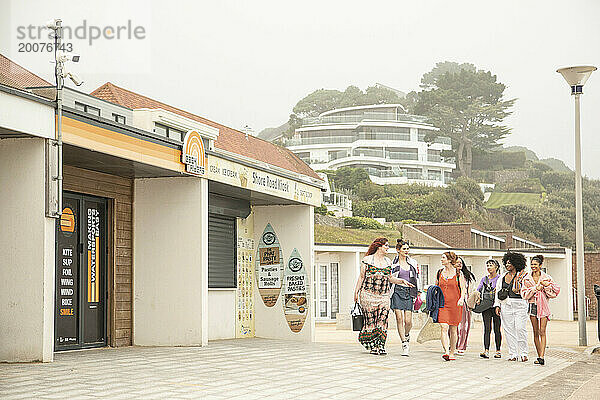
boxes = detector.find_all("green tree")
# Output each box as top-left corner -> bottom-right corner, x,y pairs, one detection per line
414,64 -> 516,177
446,177 -> 484,208
331,167 -> 370,191
420,61 -> 476,89
287,85 -> 403,134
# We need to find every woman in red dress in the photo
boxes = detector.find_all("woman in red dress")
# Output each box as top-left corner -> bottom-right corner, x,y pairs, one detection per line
437,251 -> 467,361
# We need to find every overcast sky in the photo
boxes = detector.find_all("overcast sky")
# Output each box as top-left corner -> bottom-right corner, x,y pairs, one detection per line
2,0 -> 599,178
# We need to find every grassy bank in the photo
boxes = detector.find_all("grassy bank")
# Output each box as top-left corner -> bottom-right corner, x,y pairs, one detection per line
315,224 -> 401,245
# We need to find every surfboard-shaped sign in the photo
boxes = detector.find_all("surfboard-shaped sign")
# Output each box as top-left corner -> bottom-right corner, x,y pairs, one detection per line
255,223 -> 283,307
283,248 -> 309,333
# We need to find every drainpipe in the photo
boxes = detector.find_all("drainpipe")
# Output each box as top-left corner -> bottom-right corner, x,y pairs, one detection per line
54,20 -> 63,218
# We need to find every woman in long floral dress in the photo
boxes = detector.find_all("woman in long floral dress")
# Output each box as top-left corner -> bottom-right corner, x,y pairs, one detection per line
353,237 -> 414,355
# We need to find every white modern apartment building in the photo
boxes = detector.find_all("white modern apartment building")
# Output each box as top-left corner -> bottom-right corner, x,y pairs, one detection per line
285,104 -> 456,186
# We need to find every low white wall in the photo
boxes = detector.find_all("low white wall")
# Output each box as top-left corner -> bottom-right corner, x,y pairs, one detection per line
133,177 -> 208,346
208,290 -> 236,340
0,138 -> 55,362
253,205 -> 314,342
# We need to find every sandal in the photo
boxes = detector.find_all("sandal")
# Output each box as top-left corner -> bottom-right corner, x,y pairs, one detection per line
521,356 -> 528,362
534,357 -> 545,365
442,354 -> 450,361
494,351 -> 502,359
507,357 -> 517,361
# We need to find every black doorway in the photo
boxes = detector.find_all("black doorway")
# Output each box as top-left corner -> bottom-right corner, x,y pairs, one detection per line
55,192 -> 108,351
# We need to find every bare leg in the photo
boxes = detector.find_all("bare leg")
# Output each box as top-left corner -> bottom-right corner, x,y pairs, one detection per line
530,315 -> 542,358
395,310 -> 406,339
404,310 -> 413,337
539,317 -> 548,358
440,323 -> 450,354
449,325 -> 458,356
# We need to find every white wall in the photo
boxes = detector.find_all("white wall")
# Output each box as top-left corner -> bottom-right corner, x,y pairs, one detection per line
208,290 -> 236,339
547,252 -> 573,320
0,91 -> 54,139
0,138 -> 55,362
133,176 -> 208,346
253,205 -> 315,342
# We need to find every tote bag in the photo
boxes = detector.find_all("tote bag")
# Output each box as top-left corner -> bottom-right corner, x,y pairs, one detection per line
351,303 -> 364,331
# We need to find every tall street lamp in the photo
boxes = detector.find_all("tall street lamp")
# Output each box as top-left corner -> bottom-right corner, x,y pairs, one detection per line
557,65 -> 596,346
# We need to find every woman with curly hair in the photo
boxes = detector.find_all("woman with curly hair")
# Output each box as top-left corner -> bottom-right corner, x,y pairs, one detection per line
494,252 -> 529,362
521,255 -> 560,365
353,237 -> 414,355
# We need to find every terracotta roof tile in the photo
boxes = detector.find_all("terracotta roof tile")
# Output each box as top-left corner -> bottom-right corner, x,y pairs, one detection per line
90,82 -> 320,181
0,54 -> 51,90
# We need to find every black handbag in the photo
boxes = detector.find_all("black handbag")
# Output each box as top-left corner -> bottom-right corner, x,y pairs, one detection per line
473,277 -> 495,313
351,303 -> 364,331
497,274 -> 516,301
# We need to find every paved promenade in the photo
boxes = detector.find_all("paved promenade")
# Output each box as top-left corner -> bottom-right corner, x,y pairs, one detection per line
0,321 -> 598,399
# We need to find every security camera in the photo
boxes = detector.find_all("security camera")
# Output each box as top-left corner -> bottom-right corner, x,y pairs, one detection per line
45,18 -> 62,30
62,70 -> 83,86
57,51 -> 80,63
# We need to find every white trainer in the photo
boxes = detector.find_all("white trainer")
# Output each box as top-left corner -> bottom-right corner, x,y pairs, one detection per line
402,341 -> 409,356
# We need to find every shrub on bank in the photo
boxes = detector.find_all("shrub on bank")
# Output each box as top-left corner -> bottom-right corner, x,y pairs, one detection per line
344,216 -> 384,230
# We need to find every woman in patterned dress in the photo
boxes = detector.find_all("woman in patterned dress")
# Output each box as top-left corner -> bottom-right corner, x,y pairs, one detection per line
353,237 -> 414,355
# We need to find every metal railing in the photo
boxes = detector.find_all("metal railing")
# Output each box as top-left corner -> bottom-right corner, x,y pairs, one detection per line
302,113 -> 430,126
573,287 -> 591,317
285,134 -> 452,147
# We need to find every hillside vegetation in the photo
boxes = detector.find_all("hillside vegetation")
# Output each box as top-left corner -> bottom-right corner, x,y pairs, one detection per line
315,225 -> 402,245
324,149 -> 600,249
484,192 -> 542,209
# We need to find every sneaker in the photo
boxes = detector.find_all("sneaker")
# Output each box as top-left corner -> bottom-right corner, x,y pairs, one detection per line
456,349 -> 465,356
379,348 -> 387,356
480,350 -> 489,359
401,341 -> 409,357
494,351 -> 502,359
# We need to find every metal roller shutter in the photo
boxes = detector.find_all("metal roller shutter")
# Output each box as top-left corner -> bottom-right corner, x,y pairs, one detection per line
208,214 -> 237,288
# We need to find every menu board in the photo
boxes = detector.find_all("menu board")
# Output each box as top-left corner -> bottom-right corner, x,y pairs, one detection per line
283,248 -> 309,333
255,223 -> 283,307
236,217 -> 255,338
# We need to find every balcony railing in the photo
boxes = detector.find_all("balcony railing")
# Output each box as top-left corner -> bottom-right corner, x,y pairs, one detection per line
363,167 -> 450,182
285,134 -> 452,147
302,113 -> 430,126
301,151 -> 456,165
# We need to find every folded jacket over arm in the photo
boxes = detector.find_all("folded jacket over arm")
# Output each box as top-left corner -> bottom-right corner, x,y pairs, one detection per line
426,285 -> 445,323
